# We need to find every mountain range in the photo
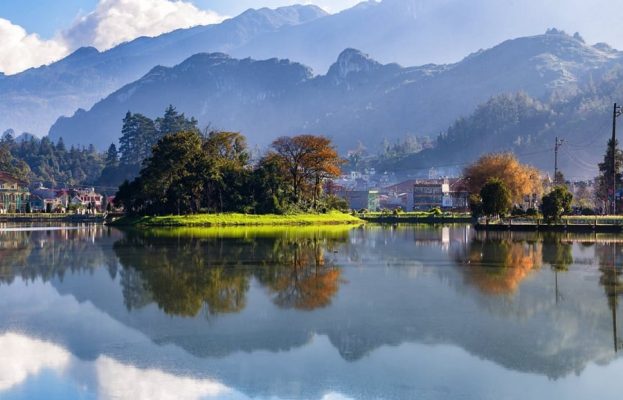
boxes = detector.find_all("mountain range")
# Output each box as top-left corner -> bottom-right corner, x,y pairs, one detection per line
0,4 -> 328,136
2,0 -> 623,179
48,29 -> 622,174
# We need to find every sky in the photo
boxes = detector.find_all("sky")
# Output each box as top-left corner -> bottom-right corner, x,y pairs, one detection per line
1,0 -> 622,75
0,0 -> 360,74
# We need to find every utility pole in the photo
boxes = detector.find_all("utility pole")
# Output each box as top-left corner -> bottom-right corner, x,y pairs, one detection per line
612,103 -> 623,214
554,136 -> 564,185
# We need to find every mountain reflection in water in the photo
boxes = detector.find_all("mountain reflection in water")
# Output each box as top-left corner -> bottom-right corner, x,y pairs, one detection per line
2,225 -> 623,399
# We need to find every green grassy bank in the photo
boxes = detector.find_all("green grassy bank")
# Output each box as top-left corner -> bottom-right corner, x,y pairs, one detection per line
110,211 -> 364,227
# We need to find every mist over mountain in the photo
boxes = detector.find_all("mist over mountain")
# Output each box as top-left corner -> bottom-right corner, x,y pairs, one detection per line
6,0 -> 621,140
0,4 -> 327,137
48,29 -> 622,177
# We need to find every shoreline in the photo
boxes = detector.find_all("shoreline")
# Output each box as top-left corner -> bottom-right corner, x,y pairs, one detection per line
0,214 -> 104,223
108,212 -> 365,227
474,222 -> 623,233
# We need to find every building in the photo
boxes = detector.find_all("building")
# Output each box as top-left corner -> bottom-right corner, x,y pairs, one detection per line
413,178 -> 470,211
0,172 -> 30,213
383,179 -> 419,210
70,188 -> 104,211
336,190 -> 380,211
413,179 -> 449,210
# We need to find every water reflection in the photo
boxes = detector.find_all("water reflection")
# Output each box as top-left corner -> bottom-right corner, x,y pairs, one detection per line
113,228 -> 348,316
456,234 -> 542,295
4,225 -> 623,398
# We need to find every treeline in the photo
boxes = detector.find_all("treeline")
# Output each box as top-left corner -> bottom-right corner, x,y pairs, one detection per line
0,134 -> 103,186
98,105 -> 199,188
115,129 -> 345,215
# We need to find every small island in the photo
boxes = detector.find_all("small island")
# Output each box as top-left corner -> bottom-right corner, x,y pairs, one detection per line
109,118 -> 363,227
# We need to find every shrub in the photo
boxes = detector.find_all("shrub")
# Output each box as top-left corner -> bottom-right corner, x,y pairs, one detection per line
541,186 -> 573,223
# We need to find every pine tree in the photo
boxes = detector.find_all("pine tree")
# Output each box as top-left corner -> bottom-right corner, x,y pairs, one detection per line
105,143 -> 119,167
596,138 -> 623,212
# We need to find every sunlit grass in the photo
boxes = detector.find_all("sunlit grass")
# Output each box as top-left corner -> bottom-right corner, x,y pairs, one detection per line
112,211 -> 364,227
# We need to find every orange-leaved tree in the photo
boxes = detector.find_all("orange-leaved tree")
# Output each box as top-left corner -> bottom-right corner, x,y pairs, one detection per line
267,135 -> 343,207
464,152 -> 542,204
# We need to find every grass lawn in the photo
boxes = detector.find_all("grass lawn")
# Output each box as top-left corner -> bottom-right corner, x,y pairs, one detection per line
363,211 -> 472,219
111,211 -> 364,227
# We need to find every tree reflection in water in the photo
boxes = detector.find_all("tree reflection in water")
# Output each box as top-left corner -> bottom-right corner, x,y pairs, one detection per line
457,233 -> 543,295
255,238 -> 342,311
595,240 -> 623,351
113,228 -> 348,317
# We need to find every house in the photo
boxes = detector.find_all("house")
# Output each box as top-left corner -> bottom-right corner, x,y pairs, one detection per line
30,187 -> 69,212
336,189 -> 380,211
413,178 -> 470,211
70,188 -> 104,211
413,179 -> 449,210
0,172 -> 30,213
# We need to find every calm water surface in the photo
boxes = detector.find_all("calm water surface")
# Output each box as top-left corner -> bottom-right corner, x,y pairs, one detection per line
2,223 -> 623,399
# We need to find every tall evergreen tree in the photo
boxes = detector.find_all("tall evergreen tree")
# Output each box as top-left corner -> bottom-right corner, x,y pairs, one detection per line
156,105 -> 199,137
596,138 -> 623,212
105,144 -> 119,167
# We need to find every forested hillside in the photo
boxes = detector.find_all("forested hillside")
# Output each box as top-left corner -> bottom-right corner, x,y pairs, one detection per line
375,67 -> 623,179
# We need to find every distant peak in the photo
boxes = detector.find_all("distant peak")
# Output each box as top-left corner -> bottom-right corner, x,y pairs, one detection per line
181,52 -> 231,66
67,46 -> 100,59
545,28 -> 568,36
328,49 -> 382,79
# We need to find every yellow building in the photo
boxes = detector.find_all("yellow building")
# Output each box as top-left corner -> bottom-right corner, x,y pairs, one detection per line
0,172 -> 30,213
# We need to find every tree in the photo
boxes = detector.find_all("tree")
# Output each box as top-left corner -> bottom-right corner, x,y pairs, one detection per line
141,131 -> 205,215
480,178 -> 512,217
156,105 -> 199,137
267,135 -> 343,207
105,143 -> 119,167
0,143 -> 31,182
202,131 -> 251,213
464,153 -> 542,204
118,112 -> 158,165
596,138 -> 623,213
541,186 -> 573,223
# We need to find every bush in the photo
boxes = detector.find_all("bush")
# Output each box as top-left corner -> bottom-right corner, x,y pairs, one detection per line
429,207 -> 442,215
511,206 -> 526,216
580,207 -> 596,216
469,194 -> 483,217
526,208 -> 538,216
541,186 -> 573,223
321,195 -> 349,212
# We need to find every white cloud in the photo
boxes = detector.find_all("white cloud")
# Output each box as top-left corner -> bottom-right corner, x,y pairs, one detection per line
0,332 -> 71,391
95,356 -> 231,400
0,18 -> 69,75
0,0 -> 225,75
64,0 -> 225,51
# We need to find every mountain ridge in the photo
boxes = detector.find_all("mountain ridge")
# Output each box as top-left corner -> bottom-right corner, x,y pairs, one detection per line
48,29 -> 623,175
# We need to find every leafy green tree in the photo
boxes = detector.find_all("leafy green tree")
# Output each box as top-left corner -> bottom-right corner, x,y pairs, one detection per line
141,130 -> 205,215
0,143 -> 30,181
541,186 -> 573,223
480,178 -> 512,217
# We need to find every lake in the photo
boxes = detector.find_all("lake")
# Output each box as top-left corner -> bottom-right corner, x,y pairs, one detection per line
1,223 -> 623,399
